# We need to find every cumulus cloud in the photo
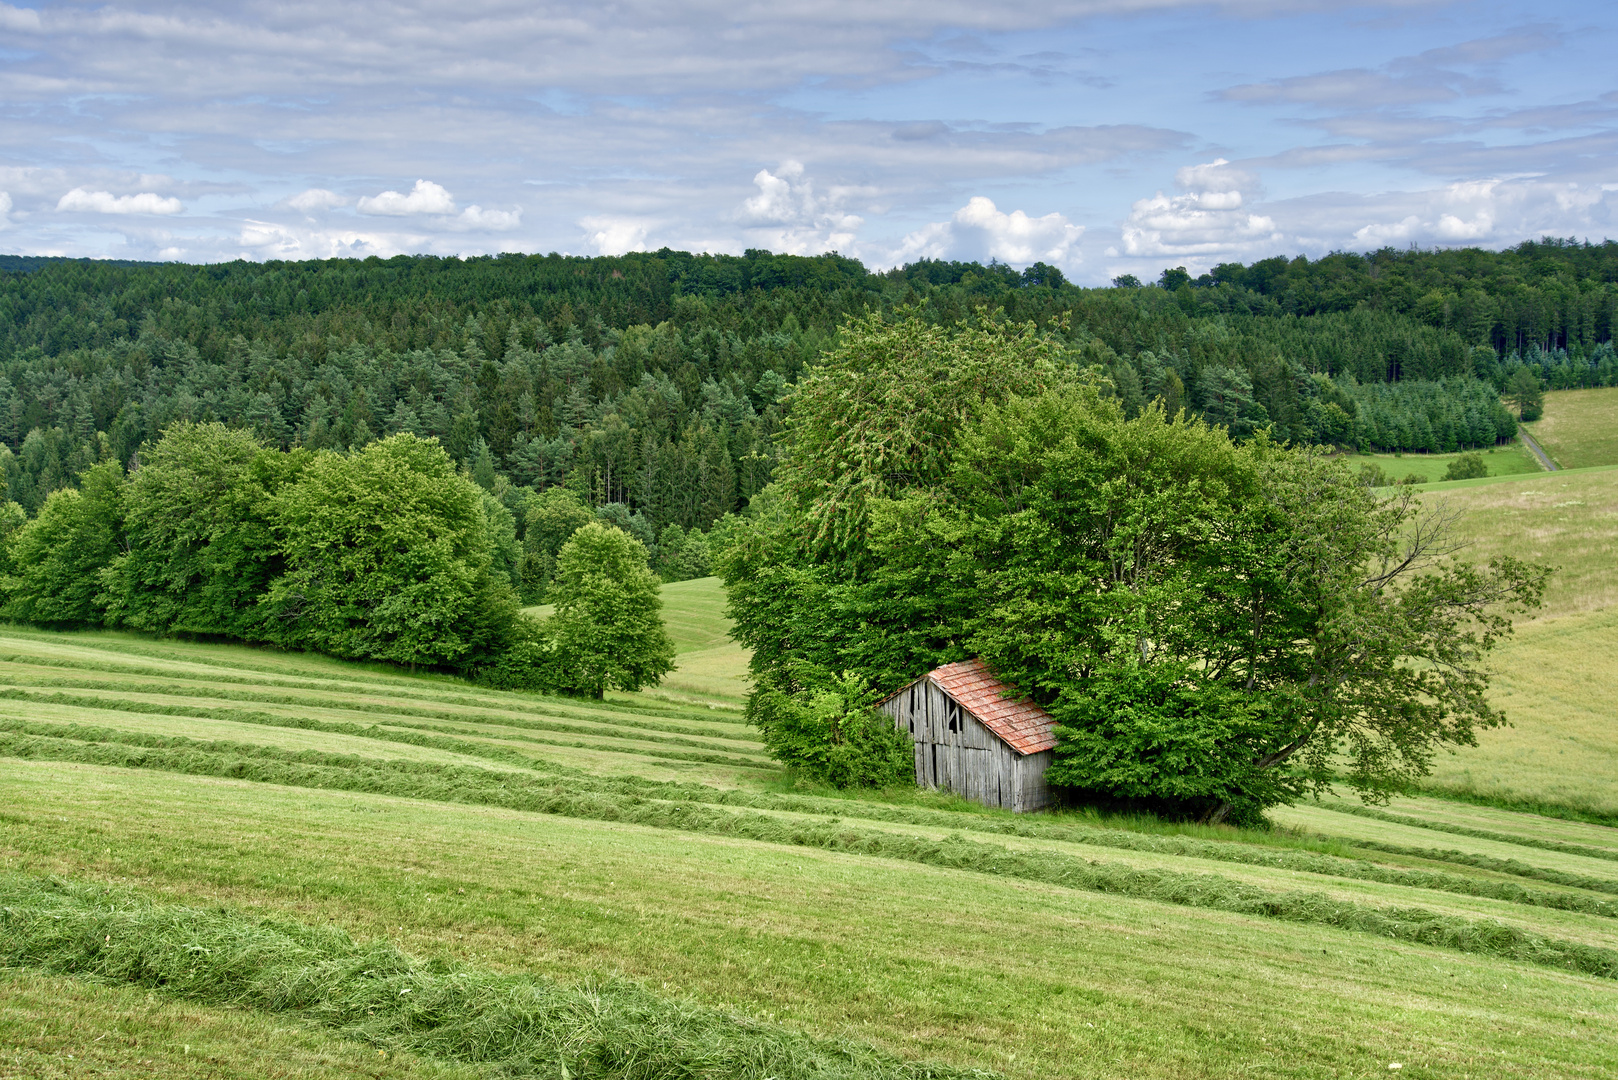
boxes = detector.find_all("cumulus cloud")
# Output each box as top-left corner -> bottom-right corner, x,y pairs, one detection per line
354,180 -> 520,230
0,192 -> 11,229
238,219 -> 413,260
581,216 -> 651,256
1345,178 -> 1612,249
56,188 -> 184,215
356,179 -> 458,216
453,205 -> 522,231
1119,158 -> 1279,258
737,162 -> 866,256
894,196 -> 1083,267
287,188 -> 348,213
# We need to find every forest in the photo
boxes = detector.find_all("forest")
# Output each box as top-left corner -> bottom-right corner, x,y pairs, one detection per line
2,238 -> 1617,574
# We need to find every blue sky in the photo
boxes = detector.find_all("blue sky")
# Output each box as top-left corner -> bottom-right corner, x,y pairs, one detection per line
1,0 -> 1614,283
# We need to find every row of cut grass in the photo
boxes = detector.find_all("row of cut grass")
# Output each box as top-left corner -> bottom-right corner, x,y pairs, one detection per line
6,759 -> 1617,1079
0,966 -> 478,1080
1,873 -> 974,1080
9,725 -> 1618,971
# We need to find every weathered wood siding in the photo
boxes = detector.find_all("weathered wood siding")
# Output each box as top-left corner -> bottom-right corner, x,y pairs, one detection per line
880,679 -> 1053,812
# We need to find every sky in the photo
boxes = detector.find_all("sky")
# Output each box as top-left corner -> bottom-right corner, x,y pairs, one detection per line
1,0 -> 1615,284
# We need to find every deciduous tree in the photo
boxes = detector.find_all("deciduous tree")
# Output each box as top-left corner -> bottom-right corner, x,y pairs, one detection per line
543,522 -> 674,698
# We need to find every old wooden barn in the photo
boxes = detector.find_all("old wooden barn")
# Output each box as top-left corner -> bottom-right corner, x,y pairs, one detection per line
878,658 -> 1057,813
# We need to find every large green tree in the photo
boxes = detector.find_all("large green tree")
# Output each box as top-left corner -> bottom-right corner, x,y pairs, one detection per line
725,315 -> 1549,814
543,522 -> 674,698
265,433 -> 519,667
0,462 -> 124,627
101,422 -> 306,637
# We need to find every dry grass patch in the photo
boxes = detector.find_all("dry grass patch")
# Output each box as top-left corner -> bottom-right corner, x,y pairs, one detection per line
1421,468 -> 1618,618
1415,610 -> 1618,818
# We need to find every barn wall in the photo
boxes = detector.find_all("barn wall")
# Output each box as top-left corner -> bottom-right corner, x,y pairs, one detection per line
1017,749 -> 1057,812
881,679 -> 1050,812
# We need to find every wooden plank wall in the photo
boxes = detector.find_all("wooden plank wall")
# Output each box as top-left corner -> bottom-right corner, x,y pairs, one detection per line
881,679 -> 1036,811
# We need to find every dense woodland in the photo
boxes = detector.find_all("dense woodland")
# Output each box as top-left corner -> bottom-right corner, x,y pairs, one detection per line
2,238 -> 1617,565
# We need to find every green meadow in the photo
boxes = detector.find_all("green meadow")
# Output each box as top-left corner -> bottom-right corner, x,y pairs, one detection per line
1525,387 -> 1618,470
8,392 -> 1618,1078
1348,441 -> 1543,484
5,623 -> 1618,1077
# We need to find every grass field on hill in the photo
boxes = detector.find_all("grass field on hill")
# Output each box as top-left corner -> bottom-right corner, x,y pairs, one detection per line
9,389 -> 1618,1078
523,576 -> 752,708
5,629 -> 1618,1076
1526,387 -> 1618,469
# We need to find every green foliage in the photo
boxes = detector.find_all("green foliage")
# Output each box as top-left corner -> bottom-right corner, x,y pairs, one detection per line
1046,662 -> 1277,826
652,523 -> 711,582
1443,451 -> 1488,481
266,433 -> 519,667
0,463 -> 123,627
522,487 -> 596,601
749,664 -> 913,788
1508,367 -> 1546,421
100,422 -> 304,637
479,490 -> 523,591
775,312 -> 1085,555
543,523 -> 675,698
730,316 -> 1551,819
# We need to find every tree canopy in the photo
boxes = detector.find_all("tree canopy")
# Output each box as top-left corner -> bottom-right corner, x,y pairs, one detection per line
724,314 -> 1549,814
543,522 -> 676,698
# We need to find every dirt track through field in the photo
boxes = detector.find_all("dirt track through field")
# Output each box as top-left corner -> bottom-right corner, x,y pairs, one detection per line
1520,428 -> 1560,470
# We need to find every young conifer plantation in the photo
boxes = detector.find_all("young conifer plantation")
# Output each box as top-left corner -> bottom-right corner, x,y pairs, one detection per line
3,246 -> 1618,1078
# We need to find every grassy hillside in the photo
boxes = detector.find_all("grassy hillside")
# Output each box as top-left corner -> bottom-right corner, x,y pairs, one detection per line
524,576 -> 751,707
1526,387 -> 1618,469
5,630 -> 1618,1076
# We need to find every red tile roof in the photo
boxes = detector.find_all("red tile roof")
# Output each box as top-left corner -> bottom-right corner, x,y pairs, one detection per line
925,658 -> 1056,755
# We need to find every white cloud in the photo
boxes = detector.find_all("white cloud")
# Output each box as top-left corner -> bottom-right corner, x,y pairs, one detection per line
56,188 -> 184,215
951,197 -> 1083,264
893,196 -> 1083,268
356,179 -> 458,216
238,219 -> 412,260
1120,158 -> 1280,260
453,205 -> 522,231
0,191 -> 11,229
736,162 -> 866,256
353,180 -> 519,230
581,216 -> 650,256
287,188 -> 348,212
1345,178 -> 1612,250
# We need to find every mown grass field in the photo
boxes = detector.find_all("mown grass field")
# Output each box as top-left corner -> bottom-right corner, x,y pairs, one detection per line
4,628 -> 1618,1077
1526,387 -> 1618,470
9,386 -> 1618,1078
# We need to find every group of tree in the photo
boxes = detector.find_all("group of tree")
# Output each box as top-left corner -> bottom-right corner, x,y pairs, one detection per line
6,238 -> 1618,532
722,314 -> 1549,824
0,424 -> 674,698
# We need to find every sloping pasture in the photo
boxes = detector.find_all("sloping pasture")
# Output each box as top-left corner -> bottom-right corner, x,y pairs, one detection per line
4,628 -> 1618,1078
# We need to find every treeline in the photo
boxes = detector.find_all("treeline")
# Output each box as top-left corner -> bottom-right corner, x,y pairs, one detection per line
2,239 -> 1615,525
0,424 -> 675,697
